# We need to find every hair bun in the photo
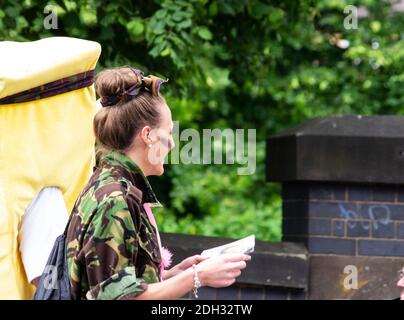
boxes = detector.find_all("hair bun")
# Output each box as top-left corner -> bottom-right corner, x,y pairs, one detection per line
96,66 -> 167,107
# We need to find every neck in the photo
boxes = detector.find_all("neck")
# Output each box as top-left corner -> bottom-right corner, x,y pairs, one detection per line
124,147 -> 150,176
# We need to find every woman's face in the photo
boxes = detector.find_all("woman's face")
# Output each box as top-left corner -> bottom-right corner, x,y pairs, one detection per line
146,103 -> 175,176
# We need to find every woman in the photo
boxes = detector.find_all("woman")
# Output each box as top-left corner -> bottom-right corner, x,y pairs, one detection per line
66,66 -> 250,300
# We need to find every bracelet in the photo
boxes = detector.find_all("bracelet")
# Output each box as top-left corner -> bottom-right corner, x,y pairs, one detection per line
192,264 -> 201,299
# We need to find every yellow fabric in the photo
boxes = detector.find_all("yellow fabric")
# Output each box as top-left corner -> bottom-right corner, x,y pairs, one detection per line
0,37 -> 101,99
0,37 -> 101,299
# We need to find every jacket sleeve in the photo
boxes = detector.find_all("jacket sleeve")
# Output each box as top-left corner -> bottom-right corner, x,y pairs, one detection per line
80,194 -> 148,300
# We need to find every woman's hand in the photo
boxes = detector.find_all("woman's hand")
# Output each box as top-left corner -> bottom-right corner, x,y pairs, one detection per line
196,253 -> 251,288
163,255 -> 208,280
136,253 -> 251,300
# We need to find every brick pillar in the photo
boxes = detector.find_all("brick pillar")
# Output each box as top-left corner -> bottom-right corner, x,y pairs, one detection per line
266,115 -> 404,299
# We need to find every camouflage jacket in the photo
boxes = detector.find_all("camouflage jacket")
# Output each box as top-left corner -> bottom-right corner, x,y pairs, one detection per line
66,150 -> 162,300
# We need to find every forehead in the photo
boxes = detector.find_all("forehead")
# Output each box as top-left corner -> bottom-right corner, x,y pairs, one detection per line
159,103 -> 173,125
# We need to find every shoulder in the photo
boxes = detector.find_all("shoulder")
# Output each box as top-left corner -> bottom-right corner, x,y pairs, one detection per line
70,186 -> 141,246
86,166 -> 143,208
71,172 -> 143,232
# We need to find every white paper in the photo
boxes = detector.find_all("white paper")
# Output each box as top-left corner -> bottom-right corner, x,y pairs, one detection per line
201,235 -> 255,258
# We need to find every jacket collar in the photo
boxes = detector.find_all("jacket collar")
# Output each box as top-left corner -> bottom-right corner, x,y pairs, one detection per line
101,150 -> 162,207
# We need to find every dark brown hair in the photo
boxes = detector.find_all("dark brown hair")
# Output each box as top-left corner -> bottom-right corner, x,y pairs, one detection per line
94,67 -> 166,152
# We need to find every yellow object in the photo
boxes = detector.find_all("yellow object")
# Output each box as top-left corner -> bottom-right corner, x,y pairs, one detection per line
0,37 -> 101,299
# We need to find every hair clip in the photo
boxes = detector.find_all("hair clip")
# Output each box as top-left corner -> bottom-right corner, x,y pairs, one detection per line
100,67 -> 168,107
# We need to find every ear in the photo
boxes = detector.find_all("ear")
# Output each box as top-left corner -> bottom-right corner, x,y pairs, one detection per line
140,126 -> 153,146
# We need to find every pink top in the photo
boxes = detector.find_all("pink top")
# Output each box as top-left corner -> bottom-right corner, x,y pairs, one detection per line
143,203 -> 172,281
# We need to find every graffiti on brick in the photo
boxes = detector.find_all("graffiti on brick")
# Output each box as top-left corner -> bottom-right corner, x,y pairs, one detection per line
337,203 -> 391,230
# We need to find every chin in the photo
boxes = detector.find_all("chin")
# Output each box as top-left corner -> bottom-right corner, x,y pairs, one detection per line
150,164 -> 164,176
157,166 -> 164,176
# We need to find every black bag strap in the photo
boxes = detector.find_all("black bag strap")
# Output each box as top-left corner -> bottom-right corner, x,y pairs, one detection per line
62,210 -> 74,236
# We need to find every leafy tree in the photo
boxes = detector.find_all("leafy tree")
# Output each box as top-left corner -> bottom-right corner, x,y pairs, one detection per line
1,0 -> 403,241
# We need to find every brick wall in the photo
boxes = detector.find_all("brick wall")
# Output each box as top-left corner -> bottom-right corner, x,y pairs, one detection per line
282,182 -> 404,257
266,116 -> 404,299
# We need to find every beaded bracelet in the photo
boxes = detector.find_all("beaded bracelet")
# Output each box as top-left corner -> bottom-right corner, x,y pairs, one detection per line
192,264 -> 201,299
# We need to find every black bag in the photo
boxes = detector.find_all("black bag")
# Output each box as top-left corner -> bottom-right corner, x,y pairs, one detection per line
32,219 -> 72,300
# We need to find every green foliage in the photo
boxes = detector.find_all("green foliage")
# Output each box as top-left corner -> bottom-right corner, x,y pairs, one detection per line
2,0 -> 403,241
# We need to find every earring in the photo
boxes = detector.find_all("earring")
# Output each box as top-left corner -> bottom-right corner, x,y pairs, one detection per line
148,144 -> 152,148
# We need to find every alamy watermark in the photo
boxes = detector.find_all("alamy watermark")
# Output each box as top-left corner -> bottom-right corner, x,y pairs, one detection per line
147,121 -> 256,175
43,5 -> 58,30
43,265 -> 58,290
343,265 -> 358,290
344,5 -> 358,30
